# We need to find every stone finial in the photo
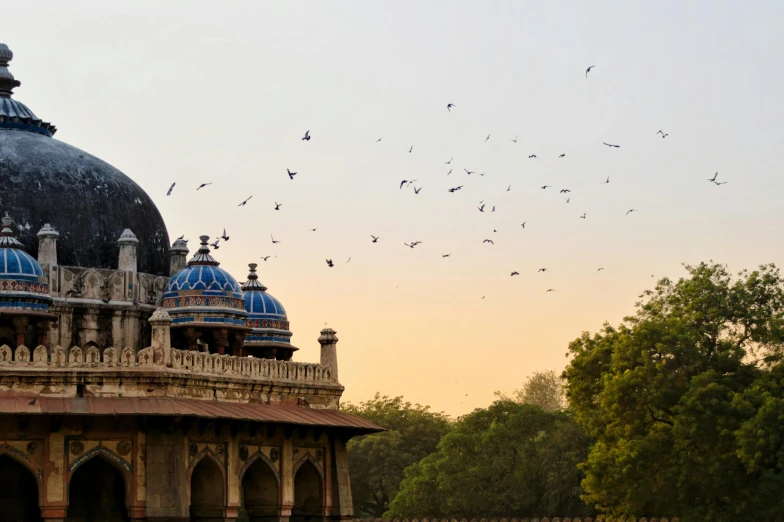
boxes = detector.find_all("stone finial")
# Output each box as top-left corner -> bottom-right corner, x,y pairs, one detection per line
318,328 -> 339,345
117,228 -> 138,272
170,237 -> 189,252
318,328 -> 339,383
37,224 -> 59,266
169,238 -> 190,276
0,43 -> 20,98
149,308 -> 172,366
187,235 -> 219,266
241,262 -> 267,291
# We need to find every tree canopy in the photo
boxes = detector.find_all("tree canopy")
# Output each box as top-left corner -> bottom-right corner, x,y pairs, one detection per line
342,394 -> 452,517
387,400 -> 593,518
563,262 -> 784,521
500,369 -> 565,411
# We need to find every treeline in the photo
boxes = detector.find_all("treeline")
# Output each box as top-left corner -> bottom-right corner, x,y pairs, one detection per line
345,263 -> 784,522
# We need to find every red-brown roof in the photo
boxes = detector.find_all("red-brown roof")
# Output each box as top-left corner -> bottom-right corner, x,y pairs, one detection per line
0,396 -> 384,433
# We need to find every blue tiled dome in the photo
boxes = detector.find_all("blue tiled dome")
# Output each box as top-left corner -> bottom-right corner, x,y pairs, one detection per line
0,214 -> 51,313
241,264 -> 297,359
162,236 -> 247,328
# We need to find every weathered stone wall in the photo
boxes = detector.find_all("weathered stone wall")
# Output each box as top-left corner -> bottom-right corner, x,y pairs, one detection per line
353,518 -> 679,522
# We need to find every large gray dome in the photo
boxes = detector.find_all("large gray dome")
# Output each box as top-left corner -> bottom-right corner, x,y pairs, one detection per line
0,43 -> 170,275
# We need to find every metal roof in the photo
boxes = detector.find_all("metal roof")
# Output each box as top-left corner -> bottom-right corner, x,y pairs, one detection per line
0,395 -> 383,433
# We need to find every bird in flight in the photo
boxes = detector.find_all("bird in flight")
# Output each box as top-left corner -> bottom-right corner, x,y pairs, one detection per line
221,228 -> 230,241
209,239 -> 220,249
464,169 -> 475,175
602,142 -> 620,148
580,213 -> 586,219
511,135 -> 518,143
302,130 -> 311,141
601,176 -> 610,184
538,268 -> 547,272
529,154 -> 537,159
626,209 -> 637,215
447,186 -> 464,193
346,257 -> 351,264
413,186 -> 422,194
442,254 -> 451,258
326,259 -> 333,267
546,288 -> 556,293
510,271 -> 519,276
478,204 -> 485,212
271,235 -> 281,244
409,145 -> 413,153
483,239 -> 494,245
447,103 -> 455,111
507,185 -> 511,192
657,129 -> 664,135
491,206 -> 496,212
197,183 -> 212,190
661,133 -> 669,138
238,196 -> 253,207
376,137 -> 383,142
708,172 -> 719,183
273,202 -> 282,211
167,182 -> 175,196
485,134 -> 491,142
287,168 -> 297,180
564,197 -> 571,203
521,222 -> 526,228
446,169 -> 452,175
540,185 -> 551,190
404,241 -> 421,248
260,256 -> 271,262
597,268 -> 604,272
445,157 -> 453,164
560,189 -> 571,193
586,65 -> 596,78
371,235 -> 379,243
176,234 -> 185,241
559,154 -> 566,158
714,181 -> 727,185
310,228 -> 317,232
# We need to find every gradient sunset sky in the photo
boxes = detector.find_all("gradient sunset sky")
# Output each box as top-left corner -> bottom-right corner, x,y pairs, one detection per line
4,1 -> 784,416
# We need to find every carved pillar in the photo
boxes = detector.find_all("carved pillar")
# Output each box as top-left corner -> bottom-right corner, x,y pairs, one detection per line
37,223 -> 59,266
331,437 -> 354,519
117,229 -> 139,273
149,308 -> 173,366
12,316 -> 28,348
318,328 -> 339,383
230,332 -> 246,357
184,327 -> 201,351
169,238 -> 189,276
212,328 -> 229,356
280,437 -> 294,522
35,319 -> 50,347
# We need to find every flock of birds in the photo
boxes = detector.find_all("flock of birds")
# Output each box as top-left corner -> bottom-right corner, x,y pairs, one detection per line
165,64 -> 729,297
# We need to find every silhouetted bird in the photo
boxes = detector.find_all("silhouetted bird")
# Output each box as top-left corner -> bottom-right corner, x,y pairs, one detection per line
238,196 -> 252,206
580,213 -> 586,219
714,181 -> 727,185
271,235 -> 281,244
564,197 -> 571,203
287,169 -> 297,180
546,288 -> 556,293
485,134 -> 491,142
176,234 -> 185,241
511,135 -> 518,143
167,182 -> 175,196
464,169 -> 475,175
221,228 -> 229,241
708,172 -> 719,182
597,268 -> 604,272
448,186 -> 464,193
371,235 -> 379,243
376,137 -> 383,142
210,239 -> 220,249
483,239 -> 494,244
507,185 -> 511,192
521,222 -> 526,228
414,186 -> 422,194
260,256 -> 271,261
586,65 -> 595,78
274,202 -> 282,210
602,176 -> 610,184
447,169 -> 452,175
559,154 -> 566,158
28,397 -> 36,405
538,268 -> 547,272
478,204 -> 485,212
326,259 -> 333,267
409,145 -> 413,153
541,185 -> 550,190
626,209 -> 637,215
529,154 -> 537,158
511,271 -> 519,276
560,189 -> 571,193
602,142 -> 620,148
197,183 -> 212,190
442,254 -> 451,258
445,157 -> 453,164
302,130 -> 311,141
447,103 -> 455,111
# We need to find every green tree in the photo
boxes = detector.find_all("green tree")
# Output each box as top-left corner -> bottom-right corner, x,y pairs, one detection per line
387,401 -> 593,518
342,394 -> 452,517
563,262 -> 784,521
505,369 -> 565,411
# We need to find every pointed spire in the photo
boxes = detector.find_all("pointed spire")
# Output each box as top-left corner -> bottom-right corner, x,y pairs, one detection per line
0,213 -> 24,249
242,263 -> 267,291
187,235 -> 220,266
0,44 -> 20,98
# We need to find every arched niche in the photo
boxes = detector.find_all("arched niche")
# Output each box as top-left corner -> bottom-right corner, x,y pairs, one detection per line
0,454 -> 41,522
65,456 -> 129,522
292,460 -> 324,522
241,454 -> 280,522
190,455 -> 226,521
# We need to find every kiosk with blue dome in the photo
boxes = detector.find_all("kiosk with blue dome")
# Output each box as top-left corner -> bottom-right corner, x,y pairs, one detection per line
242,263 -> 299,360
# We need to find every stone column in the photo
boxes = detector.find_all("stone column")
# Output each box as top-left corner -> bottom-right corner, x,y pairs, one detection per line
169,238 -> 189,276
280,437 -> 294,522
331,437 -> 354,519
318,328 -> 339,383
184,328 -> 201,351
12,316 -> 28,348
149,308 -> 173,366
37,223 -> 59,266
118,229 -> 139,273
212,328 -> 229,356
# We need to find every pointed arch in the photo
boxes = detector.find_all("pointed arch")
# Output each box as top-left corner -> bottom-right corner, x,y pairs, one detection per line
239,449 -> 280,485
67,445 -> 132,508
67,454 -> 129,522
241,451 -> 281,521
0,454 -> 41,522
292,458 -> 325,522
0,443 -> 42,484
190,452 -> 226,521
292,451 -> 324,479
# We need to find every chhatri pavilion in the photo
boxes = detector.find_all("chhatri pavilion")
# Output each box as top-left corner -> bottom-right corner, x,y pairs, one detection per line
0,43 -> 380,522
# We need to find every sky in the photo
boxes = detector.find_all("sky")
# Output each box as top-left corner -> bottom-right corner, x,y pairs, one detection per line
3,1 -> 784,416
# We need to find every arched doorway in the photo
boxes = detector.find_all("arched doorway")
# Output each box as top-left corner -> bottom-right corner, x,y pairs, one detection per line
241,458 -> 279,522
0,454 -> 41,522
292,460 -> 323,522
66,457 -> 128,522
190,457 -> 226,521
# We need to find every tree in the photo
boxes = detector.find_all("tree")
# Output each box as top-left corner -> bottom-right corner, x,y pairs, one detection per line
563,262 -> 784,521
387,401 -> 593,518
511,369 -> 565,411
342,394 -> 452,517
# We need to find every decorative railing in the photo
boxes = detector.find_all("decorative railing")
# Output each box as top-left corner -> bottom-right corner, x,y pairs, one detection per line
0,344 -> 334,384
353,518 -> 678,522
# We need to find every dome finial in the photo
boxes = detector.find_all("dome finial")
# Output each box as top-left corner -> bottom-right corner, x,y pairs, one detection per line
0,213 -> 24,249
0,43 -> 21,98
242,263 -> 267,291
186,235 -> 220,266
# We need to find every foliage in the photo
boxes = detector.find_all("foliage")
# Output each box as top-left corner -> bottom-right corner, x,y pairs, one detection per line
499,369 -> 565,411
343,394 -> 452,517
563,262 -> 784,521
387,401 -> 593,518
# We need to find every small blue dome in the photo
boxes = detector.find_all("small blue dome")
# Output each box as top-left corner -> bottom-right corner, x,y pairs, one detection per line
162,236 -> 247,329
0,214 -> 51,312
241,263 -> 297,359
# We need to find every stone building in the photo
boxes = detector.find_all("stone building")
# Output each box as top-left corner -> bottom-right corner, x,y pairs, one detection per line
0,43 -> 381,522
